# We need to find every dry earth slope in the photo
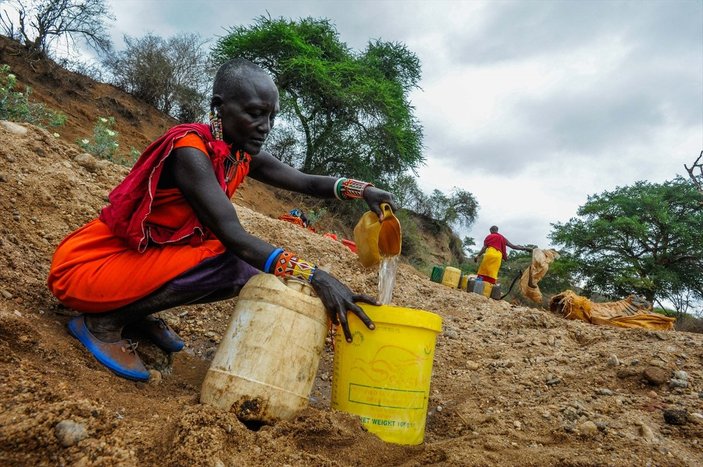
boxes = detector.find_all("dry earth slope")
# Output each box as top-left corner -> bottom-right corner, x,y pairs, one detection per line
1,121 -> 703,466
1,36 -> 703,466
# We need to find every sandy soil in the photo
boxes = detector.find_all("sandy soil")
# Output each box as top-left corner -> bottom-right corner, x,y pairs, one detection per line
2,36 -> 703,466
1,121 -> 702,467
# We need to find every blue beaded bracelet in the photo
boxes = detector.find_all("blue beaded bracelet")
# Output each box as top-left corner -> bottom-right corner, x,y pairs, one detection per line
264,248 -> 284,273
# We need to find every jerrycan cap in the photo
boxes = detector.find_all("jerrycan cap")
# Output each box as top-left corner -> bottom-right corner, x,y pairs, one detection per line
353,203 -> 402,268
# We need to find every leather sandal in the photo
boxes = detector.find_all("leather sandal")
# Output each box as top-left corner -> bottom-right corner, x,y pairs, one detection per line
125,317 -> 185,353
67,315 -> 150,382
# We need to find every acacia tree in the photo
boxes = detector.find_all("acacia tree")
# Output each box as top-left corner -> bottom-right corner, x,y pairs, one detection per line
103,33 -> 211,122
0,0 -> 113,57
211,16 -> 424,187
549,177 -> 703,312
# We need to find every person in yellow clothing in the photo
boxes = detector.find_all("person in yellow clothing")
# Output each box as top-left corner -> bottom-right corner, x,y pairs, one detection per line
473,226 -> 531,285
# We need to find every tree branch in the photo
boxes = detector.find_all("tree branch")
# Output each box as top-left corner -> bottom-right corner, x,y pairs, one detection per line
684,150 -> 703,203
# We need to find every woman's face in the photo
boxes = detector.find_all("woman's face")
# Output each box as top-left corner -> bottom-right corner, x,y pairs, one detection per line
218,73 -> 279,154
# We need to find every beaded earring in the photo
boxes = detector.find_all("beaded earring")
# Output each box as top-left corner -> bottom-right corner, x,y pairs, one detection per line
209,108 -> 223,141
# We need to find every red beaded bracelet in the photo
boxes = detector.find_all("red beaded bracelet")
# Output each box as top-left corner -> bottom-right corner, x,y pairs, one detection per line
334,178 -> 373,200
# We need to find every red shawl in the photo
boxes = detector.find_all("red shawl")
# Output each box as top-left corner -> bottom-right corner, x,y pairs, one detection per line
484,232 -> 508,260
99,123 -> 234,252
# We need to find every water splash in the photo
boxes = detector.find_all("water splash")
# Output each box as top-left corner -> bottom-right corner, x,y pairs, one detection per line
378,255 -> 399,305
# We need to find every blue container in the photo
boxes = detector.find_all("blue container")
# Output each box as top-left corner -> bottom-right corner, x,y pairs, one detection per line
472,276 -> 484,295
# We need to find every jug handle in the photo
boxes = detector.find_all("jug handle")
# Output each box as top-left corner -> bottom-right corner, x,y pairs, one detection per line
380,203 -> 394,221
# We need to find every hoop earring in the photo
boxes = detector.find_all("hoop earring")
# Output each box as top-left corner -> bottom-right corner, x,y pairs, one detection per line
209,109 -> 223,141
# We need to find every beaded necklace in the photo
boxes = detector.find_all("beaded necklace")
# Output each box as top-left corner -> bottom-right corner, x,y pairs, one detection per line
224,150 -> 243,183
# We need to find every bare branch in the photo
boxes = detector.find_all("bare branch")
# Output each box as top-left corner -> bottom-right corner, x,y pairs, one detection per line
1,0 -> 113,57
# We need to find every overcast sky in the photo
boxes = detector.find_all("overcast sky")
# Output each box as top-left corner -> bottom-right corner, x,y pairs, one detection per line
91,1 -> 703,249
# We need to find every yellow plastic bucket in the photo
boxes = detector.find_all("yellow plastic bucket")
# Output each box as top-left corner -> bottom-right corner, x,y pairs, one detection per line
331,304 -> 442,445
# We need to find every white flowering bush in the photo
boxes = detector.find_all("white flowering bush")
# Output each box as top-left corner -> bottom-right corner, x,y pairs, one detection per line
77,116 -> 120,161
0,64 -> 66,127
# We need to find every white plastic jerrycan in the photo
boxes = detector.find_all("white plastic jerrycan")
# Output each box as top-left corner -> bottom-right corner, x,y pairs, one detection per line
200,273 -> 329,424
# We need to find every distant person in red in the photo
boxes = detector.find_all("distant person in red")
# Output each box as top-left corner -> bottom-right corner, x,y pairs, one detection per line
47,58 -> 397,382
474,226 -> 531,284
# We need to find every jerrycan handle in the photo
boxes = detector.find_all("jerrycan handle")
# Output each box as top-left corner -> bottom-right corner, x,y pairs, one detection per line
380,203 -> 393,220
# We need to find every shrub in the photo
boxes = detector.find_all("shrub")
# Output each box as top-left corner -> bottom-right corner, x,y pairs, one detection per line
0,64 -> 66,127
77,116 -> 120,161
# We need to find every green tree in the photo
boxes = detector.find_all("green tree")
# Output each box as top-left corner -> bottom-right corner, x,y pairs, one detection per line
0,0 -> 113,57
103,33 -> 211,122
421,188 -> 479,230
549,177 -> 703,310
211,16 -> 424,186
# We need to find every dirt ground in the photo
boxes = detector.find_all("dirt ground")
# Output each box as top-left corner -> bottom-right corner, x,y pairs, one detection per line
2,41 -> 703,466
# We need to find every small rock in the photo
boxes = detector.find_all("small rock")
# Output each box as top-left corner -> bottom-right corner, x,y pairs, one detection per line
466,361 -> 480,371
672,370 -> 688,381
436,405 -> 443,412
595,388 -> 613,396
148,369 -> 162,385
0,120 -> 28,136
577,420 -> 598,437
444,329 -> 458,339
0,288 -> 12,299
647,390 -> 658,398
546,376 -> 561,386
638,422 -> 657,443
54,420 -> 88,447
642,366 -> 669,386
74,153 -> 99,172
669,378 -> 688,389
607,355 -> 620,366
663,409 -> 688,426
513,420 -> 522,430
0,173 -> 7,182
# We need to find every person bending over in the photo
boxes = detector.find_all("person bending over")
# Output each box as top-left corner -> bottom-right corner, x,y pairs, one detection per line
48,58 -> 396,382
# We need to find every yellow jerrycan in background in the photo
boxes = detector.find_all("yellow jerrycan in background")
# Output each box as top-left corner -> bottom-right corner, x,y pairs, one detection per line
353,203 -> 402,268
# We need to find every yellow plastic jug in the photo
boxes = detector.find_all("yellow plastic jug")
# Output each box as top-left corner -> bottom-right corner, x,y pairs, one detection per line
353,203 -> 402,268
441,266 -> 461,288
459,274 -> 469,291
482,282 -> 494,298
200,273 -> 329,424
331,303 -> 442,445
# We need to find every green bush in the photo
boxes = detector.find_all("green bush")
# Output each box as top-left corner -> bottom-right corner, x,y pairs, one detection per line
0,64 -> 66,127
77,116 -> 120,161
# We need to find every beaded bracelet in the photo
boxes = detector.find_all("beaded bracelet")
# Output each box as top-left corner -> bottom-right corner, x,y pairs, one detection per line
267,249 -> 317,283
334,178 -> 374,200
264,248 -> 284,274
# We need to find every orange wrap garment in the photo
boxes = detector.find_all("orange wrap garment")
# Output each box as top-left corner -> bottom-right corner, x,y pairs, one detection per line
47,134 -> 248,312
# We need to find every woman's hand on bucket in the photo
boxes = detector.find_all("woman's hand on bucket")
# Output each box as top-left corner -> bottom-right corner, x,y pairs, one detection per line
310,269 -> 376,342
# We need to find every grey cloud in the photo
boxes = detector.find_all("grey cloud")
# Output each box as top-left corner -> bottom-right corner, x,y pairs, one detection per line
445,1 -> 702,66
